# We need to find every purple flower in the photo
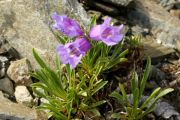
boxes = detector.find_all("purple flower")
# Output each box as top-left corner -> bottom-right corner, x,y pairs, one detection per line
56,37 -> 90,69
89,17 -> 124,46
52,13 -> 84,37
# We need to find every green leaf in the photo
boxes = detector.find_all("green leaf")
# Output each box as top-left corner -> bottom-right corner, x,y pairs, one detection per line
140,87 -> 161,109
139,57 -> 151,99
131,72 -> 139,94
38,103 -> 67,120
140,88 -> 174,119
105,58 -> 127,70
88,109 -> 101,117
78,91 -> 87,97
131,72 -> 139,108
89,100 -> 106,108
109,91 -> 124,103
32,48 -> 49,70
91,81 -> 108,95
111,113 -> 121,119
89,15 -> 96,29
57,35 -> 67,44
133,88 -> 139,109
155,88 -> 174,100
119,83 -> 127,103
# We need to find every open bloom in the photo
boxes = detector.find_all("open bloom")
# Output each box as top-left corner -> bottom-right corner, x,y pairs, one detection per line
89,17 -> 124,46
56,37 -> 90,69
52,13 -> 83,37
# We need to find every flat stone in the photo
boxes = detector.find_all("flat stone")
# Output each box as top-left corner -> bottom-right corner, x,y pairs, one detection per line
143,36 -> 175,58
7,58 -> 32,86
0,91 -> 47,120
15,86 -> 33,107
102,0 -> 134,6
128,0 -> 180,49
87,0 -> 120,15
0,77 -> 14,95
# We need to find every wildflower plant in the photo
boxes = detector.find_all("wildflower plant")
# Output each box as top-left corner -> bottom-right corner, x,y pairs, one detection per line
109,57 -> 174,120
31,13 -> 127,119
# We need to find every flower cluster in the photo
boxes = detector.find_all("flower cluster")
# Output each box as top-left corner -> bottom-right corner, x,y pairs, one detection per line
52,13 -> 124,69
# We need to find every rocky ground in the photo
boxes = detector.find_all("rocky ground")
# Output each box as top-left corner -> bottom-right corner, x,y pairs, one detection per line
0,0 -> 180,120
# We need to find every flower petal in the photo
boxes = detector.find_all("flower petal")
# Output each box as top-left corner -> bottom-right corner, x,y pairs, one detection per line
56,38 -> 90,69
69,55 -> 82,69
89,25 -> 103,40
75,38 -> 90,54
52,13 -> 83,37
103,17 -> 111,26
56,45 -> 69,64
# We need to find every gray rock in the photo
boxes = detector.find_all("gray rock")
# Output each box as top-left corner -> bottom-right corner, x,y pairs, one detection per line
0,36 -> 20,60
159,0 -> 177,10
33,0 -> 90,28
0,36 -> 7,55
7,58 -> 32,86
128,0 -> 180,49
0,56 -> 8,78
155,100 -> 180,119
0,0 -> 90,69
0,91 -> 47,120
149,65 -> 166,82
86,1 -> 121,15
15,86 -> 33,107
0,77 -> 14,95
0,67 -> 5,78
0,56 -> 8,63
102,0 -> 133,6
175,1 -> 180,9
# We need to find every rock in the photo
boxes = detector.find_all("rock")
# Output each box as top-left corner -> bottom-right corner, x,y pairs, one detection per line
0,67 -> 5,78
128,0 -> 180,49
155,100 -> 180,119
170,9 -> 180,19
34,0 -> 90,27
86,0 -> 121,15
149,65 -> 166,82
15,86 -> 33,107
175,1 -> 180,9
0,56 -> 8,78
0,36 -> 20,60
0,36 -> 7,55
102,0 -> 134,6
7,58 -> 32,86
0,77 -> 14,95
159,0 -> 177,10
0,0 -> 90,69
0,91 -> 47,120
131,25 -> 150,36
143,36 -> 175,59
